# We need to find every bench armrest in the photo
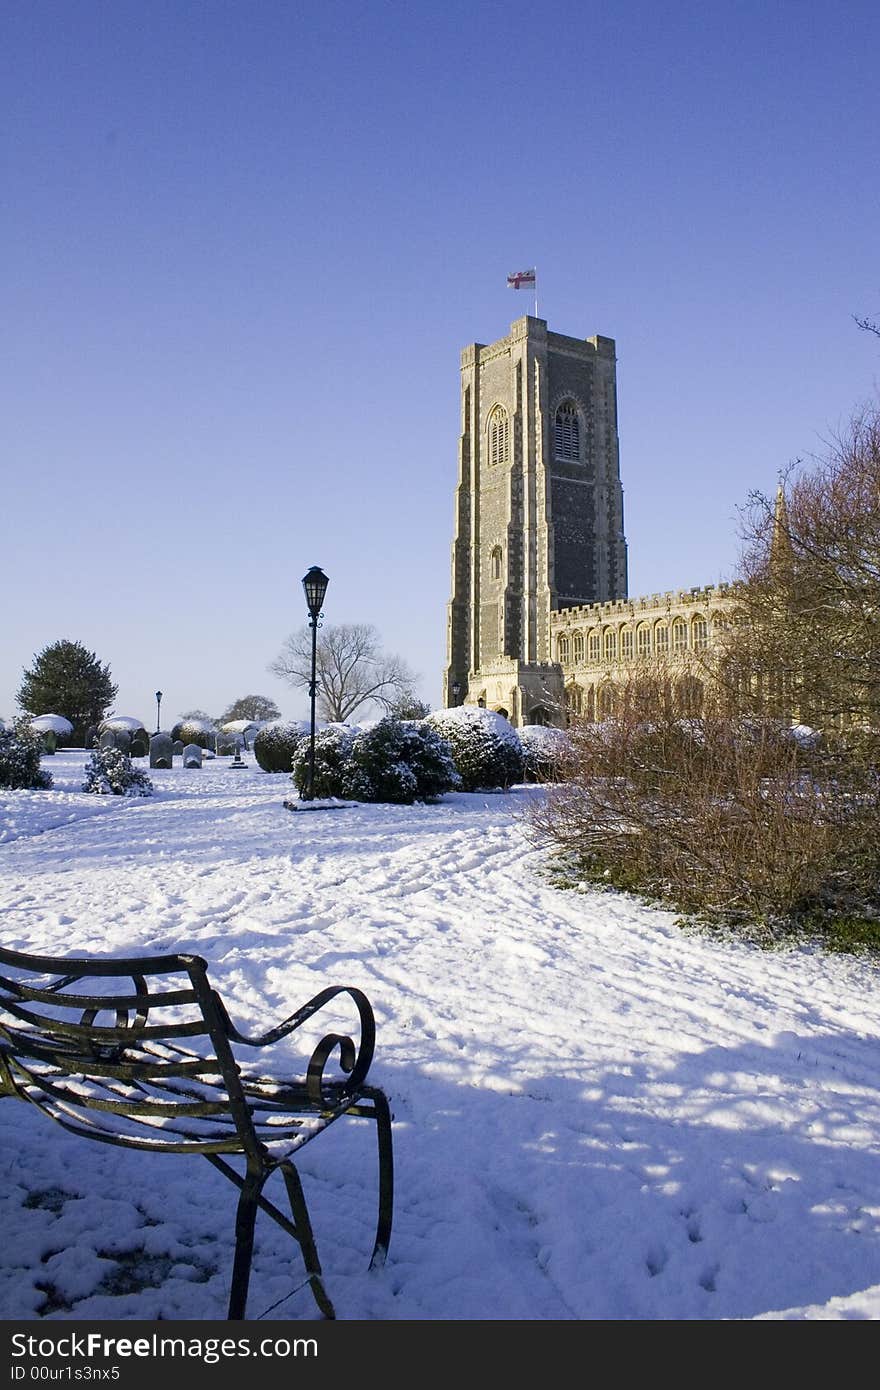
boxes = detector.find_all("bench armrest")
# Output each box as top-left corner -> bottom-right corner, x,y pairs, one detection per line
220,984 -> 377,1102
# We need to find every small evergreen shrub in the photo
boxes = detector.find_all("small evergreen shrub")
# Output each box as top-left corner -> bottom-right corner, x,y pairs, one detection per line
290,725 -> 358,799
0,719 -> 53,790
171,719 -> 216,750
254,720 -> 310,773
519,725 -> 571,782
82,747 -> 154,797
424,707 -> 524,791
342,718 -> 459,804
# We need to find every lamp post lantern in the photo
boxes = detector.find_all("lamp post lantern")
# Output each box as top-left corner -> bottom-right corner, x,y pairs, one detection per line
451,680 -> 461,706
301,567 -> 329,801
155,691 -> 162,734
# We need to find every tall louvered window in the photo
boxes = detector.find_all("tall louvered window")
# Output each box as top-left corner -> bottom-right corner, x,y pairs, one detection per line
554,401 -> 580,461
488,406 -> 509,467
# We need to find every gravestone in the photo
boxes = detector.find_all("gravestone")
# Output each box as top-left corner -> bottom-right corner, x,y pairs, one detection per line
130,733 -> 149,758
172,740 -> 185,759
149,733 -> 174,769
114,730 -> 132,754
183,743 -> 202,768
99,730 -> 116,751
216,733 -> 237,756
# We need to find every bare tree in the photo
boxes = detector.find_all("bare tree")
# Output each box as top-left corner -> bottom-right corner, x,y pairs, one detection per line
269,623 -> 418,723
732,401 -> 880,730
218,695 -> 281,723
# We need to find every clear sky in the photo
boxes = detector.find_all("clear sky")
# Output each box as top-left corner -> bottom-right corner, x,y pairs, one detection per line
2,0 -> 878,727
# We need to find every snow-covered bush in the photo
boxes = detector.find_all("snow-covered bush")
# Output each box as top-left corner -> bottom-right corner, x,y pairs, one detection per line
171,719 -> 216,751
519,724 -> 571,782
424,707 -> 524,791
0,719 -> 53,790
342,717 -> 460,804
254,720 -> 310,773
290,718 -> 459,804
82,747 -> 154,797
30,714 -> 74,750
290,725 -> 358,799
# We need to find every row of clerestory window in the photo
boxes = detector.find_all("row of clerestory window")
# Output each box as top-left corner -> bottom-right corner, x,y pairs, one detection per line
557,616 -> 712,664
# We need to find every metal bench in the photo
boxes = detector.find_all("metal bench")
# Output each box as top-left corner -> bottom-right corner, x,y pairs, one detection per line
0,945 -> 393,1320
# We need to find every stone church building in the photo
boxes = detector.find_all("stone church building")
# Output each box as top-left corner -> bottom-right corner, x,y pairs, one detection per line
444,314 -> 730,726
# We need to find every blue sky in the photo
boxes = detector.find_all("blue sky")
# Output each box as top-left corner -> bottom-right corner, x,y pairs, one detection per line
2,0 -> 878,725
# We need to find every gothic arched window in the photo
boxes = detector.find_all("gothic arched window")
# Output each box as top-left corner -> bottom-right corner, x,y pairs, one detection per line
490,546 -> 503,580
554,401 -> 580,461
488,406 -> 509,467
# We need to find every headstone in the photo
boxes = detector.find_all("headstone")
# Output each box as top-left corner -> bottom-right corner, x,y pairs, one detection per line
183,743 -> 202,769
216,733 -> 237,756
99,730 -> 116,751
149,732 -> 174,769
114,729 -> 132,754
130,733 -> 149,758
230,737 -> 247,769
172,740 -> 185,759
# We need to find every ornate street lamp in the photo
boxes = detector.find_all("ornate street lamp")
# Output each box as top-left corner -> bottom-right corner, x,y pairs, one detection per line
452,680 -> 461,706
301,567 -> 329,801
155,691 -> 162,734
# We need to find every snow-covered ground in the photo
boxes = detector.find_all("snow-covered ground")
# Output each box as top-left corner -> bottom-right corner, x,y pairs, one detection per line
1,751 -> 879,1322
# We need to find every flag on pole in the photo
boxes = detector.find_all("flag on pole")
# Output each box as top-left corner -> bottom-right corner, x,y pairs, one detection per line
507,268 -> 536,289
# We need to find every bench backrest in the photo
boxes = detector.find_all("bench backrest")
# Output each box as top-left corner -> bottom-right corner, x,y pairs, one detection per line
0,946 -> 264,1160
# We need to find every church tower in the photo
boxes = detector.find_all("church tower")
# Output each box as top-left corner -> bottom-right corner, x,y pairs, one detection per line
444,314 -> 627,726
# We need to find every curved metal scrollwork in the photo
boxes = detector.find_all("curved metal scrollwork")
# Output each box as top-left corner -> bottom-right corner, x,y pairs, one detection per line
79,973 -> 150,1060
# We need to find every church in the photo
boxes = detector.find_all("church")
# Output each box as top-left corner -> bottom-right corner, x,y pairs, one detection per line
443,314 -> 731,726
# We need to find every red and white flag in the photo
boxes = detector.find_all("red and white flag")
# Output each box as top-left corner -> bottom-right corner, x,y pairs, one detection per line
507,268 -> 536,289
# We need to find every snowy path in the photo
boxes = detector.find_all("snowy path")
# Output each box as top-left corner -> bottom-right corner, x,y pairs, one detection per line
1,754 -> 879,1320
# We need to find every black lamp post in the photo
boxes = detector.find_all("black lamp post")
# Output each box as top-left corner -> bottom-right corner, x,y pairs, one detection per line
301,566 -> 329,801
452,680 -> 461,706
155,691 -> 162,734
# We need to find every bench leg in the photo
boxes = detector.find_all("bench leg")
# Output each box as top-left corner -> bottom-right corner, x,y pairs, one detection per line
278,1161 -> 336,1319
228,1171 -> 263,1320
367,1088 -> 394,1270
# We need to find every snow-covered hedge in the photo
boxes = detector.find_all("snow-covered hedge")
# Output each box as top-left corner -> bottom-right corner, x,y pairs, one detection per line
82,747 -> 154,797
290,725 -> 357,800
341,718 -> 459,804
253,720 -> 310,773
519,724 -> 571,782
30,714 -> 74,752
288,718 -> 459,804
0,719 -> 53,790
424,707 -> 524,791
171,719 -> 216,751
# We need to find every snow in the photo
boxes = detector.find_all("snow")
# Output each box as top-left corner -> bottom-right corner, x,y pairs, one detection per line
1,749 -> 879,1322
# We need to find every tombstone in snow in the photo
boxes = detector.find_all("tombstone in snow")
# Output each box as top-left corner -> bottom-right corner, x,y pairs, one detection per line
99,729 -> 116,751
229,736 -> 247,769
149,732 -> 174,769
183,743 -> 202,769
216,732 -> 237,756
172,739 -> 185,759
114,729 -> 132,754
130,732 -> 149,758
